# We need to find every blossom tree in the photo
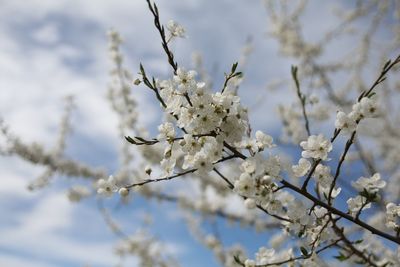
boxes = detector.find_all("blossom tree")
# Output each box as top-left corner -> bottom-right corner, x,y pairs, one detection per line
1,0 -> 400,266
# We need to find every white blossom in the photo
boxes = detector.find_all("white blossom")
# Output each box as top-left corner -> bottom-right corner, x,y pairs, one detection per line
205,235 -> 219,249
235,138 -> 258,153
352,173 -> 386,194
244,259 -> 256,267
160,156 -> 176,176
358,96 -> 379,118
286,201 -> 311,234
167,20 -> 186,38
193,152 -> 214,174
180,134 -> 200,154
269,233 -> 286,249
347,195 -> 371,216
255,130 -> 274,150
350,96 -> 378,120
278,105 -> 308,144
173,68 -> 197,93
265,199 -> 283,214
255,247 -> 275,265
386,203 -> 400,230
157,122 -> 175,141
335,111 -> 357,133
313,164 -> 332,188
303,253 -> 328,267
118,187 -> 129,197
292,158 -> 311,177
264,156 -> 281,178
287,201 -> 309,223
97,175 -> 118,197
300,134 -> 332,160
67,185 -> 90,202
234,173 -> 255,196
320,186 -> 341,199
244,198 -> 257,209
241,156 -> 258,175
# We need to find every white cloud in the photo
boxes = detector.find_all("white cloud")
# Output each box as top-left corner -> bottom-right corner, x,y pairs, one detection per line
0,254 -> 58,267
32,23 -> 61,45
0,190 -> 117,266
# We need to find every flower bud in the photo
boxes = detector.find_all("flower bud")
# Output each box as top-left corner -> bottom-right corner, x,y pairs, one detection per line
118,187 -> 129,197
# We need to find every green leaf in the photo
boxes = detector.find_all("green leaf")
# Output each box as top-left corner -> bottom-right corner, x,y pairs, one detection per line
139,63 -> 146,76
233,255 -> 244,266
334,253 -> 349,261
233,72 -> 243,78
383,59 -> 391,71
291,65 -> 298,77
359,188 -> 370,198
300,247 -> 308,256
231,62 -> 238,73
125,136 -> 136,144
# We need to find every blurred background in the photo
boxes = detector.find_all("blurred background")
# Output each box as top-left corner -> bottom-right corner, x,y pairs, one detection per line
0,0 -> 398,266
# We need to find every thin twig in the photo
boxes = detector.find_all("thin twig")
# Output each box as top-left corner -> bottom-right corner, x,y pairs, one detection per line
291,65 -> 311,136
146,0 -> 178,73
328,130 -> 357,204
281,179 -> 400,245
254,238 -> 342,267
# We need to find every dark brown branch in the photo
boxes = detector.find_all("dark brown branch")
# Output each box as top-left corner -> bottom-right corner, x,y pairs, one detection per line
301,128 -> 341,191
328,130 -> 357,204
331,220 -> 379,267
302,54 -> 400,192
254,238 -> 342,267
221,62 -> 242,94
281,179 -> 400,245
291,65 -> 311,136
146,0 -> 178,74
362,55 -> 400,98
125,132 -> 217,146
213,167 -> 292,223
125,155 -> 238,188
353,138 -> 376,175
126,168 -> 196,188
142,1 -> 400,246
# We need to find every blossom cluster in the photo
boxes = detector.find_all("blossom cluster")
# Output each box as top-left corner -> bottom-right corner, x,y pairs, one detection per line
167,20 -> 186,38
278,105 -> 308,144
347,173 -> 386,216
156,67 -> 250,175
386,203 -> 400,231
244,247 -> 277,267
85,13 -> 398,266
335,96 -> 378,133
234,154 -> 281,214
300,134 -> 332,160
293,134 -> 341,198
97,175 -> 129,197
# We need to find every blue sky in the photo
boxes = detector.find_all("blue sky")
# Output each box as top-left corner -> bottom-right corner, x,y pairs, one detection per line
0,0 -> 397,266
